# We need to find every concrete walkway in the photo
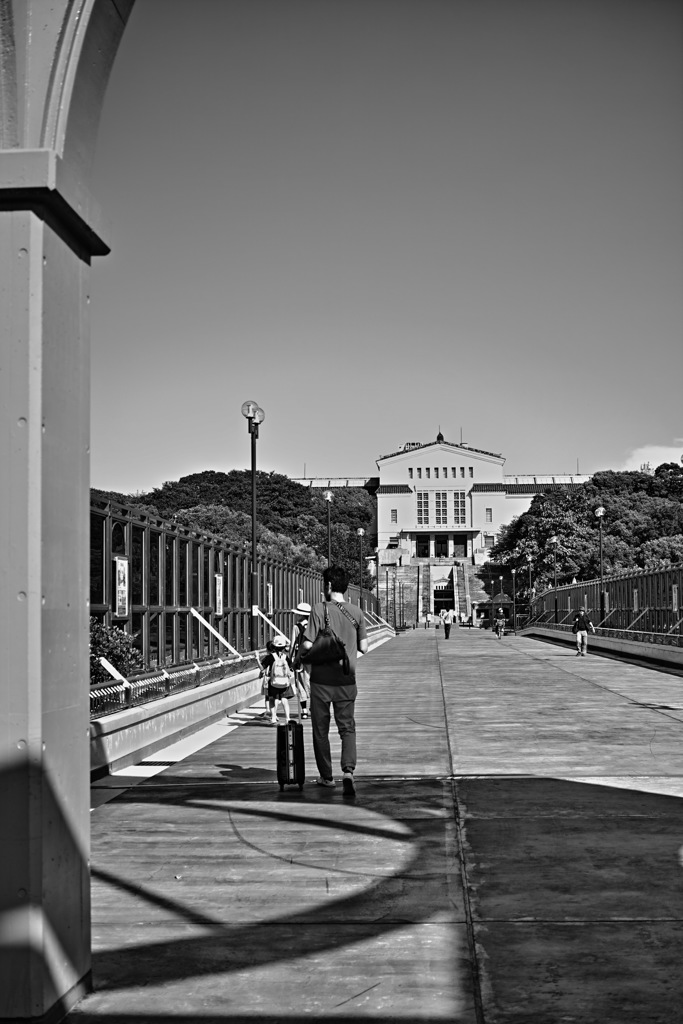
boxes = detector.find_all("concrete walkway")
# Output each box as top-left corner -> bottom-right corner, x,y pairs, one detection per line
71,628 -> 683,1023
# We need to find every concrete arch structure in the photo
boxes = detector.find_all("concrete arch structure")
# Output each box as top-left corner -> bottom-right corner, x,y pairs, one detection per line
0,3 -> 135,1019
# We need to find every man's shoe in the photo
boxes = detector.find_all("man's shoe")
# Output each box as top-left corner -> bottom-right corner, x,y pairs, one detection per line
342,772 -> 356,797
315,777 -> 335,788
575,651 -> 581,657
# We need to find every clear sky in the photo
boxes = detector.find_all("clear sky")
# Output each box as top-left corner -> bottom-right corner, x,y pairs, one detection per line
90,0 -> 683,494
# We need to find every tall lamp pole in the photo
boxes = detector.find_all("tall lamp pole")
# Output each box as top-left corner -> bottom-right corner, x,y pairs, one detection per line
392,572 -> 397,630
511,568 -> 516,633
549,535 -> 558,624
499,575 -> 503,619
323,490 -> 333,566
241,400 -> 265,651
595,507 -> 605,624
526,553 -> 533,618
357,527 -> 365,610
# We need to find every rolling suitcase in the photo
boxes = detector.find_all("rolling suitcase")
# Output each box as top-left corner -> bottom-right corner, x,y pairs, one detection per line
276,720 -> 305,791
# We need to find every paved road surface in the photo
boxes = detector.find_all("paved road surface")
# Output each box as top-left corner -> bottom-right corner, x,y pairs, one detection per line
73,627 -> 683,1023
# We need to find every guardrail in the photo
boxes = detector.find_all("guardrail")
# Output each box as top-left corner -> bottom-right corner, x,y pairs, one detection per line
525,618 -> 683,649
91,622 -> 391,720
90,653 -> 259,719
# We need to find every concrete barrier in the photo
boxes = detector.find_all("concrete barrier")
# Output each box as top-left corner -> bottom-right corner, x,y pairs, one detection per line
91,627 -> 395,775
521,625 -> 683,671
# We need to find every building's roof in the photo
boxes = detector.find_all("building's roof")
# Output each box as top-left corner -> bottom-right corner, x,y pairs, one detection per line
376,484 -> 414,494
378,438 -> 503,462
471,481 -> 586,494
292,477 -> 373,488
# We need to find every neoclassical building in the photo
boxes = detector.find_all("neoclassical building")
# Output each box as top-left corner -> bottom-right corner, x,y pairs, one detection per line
375,432 -> 589,568
294,432 -> 590,620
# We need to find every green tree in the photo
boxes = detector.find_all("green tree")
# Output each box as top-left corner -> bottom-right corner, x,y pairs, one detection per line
491,462 -> 683,592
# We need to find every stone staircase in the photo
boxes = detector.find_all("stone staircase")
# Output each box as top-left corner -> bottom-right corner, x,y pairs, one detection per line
379,563 -> 422,627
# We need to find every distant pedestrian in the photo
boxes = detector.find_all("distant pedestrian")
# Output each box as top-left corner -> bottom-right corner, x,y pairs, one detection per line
260,635 -> 295,724
441,607 -> 456,639
425,612 -> 433,629
300,566 -> 368,796
494,609 -> 506,639
290,601 -> 312,718
572,610 -> 595,656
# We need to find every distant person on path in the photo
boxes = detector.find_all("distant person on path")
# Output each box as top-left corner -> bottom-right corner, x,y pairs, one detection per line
425,611 -> 433,629
494,608 -> 506,638
260,635 -> 295,725
301,566 -> 368,796
441,607 -> 456,639
572,610 -> 595,656
289,601 -> 312,718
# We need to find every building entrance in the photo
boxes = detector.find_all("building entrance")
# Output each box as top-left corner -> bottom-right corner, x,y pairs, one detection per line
452,533 -> 467,558
416,534 -> 430,558
435,534 -> 448,557
434,587 -> 455,614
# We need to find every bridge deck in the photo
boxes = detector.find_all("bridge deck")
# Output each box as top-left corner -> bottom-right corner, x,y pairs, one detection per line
73,628 -> 683,1024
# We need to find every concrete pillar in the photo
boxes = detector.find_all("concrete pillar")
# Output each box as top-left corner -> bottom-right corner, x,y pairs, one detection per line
0,3 -> 134,1020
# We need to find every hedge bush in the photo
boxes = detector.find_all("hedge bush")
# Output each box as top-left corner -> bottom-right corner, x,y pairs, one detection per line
89,617 -> 144,685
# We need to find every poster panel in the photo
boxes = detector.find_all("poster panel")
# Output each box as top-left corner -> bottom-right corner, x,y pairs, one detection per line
115,557 -> 129,617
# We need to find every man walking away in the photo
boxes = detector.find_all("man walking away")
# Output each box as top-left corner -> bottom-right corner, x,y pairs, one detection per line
442,607 -> 456,639
301,566 -> 368,796
572,609 -> 595,656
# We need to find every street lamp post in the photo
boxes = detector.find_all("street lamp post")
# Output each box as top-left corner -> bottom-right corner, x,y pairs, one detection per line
549,535 -> 558,624
323,490 -> 333,566
241,400 -> 265,651
357,527 -> 365,610
499,575 -> 503,621
392,572 -> 397,630
595,506 -> 605,624
526,553 -> 533,617
511,568 -> 516,633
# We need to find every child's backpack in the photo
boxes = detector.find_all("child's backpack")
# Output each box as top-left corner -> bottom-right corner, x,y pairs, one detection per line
269,651 -> 293,688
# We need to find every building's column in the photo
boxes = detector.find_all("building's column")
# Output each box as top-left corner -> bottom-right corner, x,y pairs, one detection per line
0,3 -> 134,1019
0,196 -> 94,1023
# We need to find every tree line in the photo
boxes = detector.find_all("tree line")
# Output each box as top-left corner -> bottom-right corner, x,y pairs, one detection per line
491,462 -> 683,598
92,469 -> 377,590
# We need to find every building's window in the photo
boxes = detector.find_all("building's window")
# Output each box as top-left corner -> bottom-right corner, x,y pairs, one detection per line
417,467 -> 422,479
434,467 -> 439,479
425,468 -> 431,479
484,534 -> 495,549
451,467 -> 456,478
435,491 -> 447,525
469,467 -> 474,477
390,509 -> 398,523
443,468 -> 447,478
408,468 -> 413,479
485,507 -> 492,523
453,491 -> 466,525
460,467 -> 465,478
417,491 -> 429,524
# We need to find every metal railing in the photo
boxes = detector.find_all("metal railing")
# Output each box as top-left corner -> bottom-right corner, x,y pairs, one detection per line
90,618 -> 390,719
528,563 -> 683,647
90,497 -> 380,674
